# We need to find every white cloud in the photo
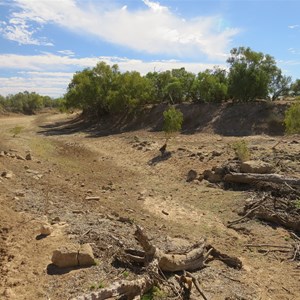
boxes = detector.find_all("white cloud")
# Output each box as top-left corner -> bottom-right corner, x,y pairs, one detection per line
0,53 -> 222,73
57,50 -> 75,56
0,53 -> 99,70
288,24 -> 299,29
0,52 -> 224,97
288,47 -> 300,55
0,75 -> 70,97
142,0 -> 168,13
0,14 -> 53,45
7,0 -> 239,60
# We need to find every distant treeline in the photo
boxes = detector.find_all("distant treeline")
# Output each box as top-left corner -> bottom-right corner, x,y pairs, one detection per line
0,91 -> 64,114
64,47 -> 300,118
2,47 -> 300,117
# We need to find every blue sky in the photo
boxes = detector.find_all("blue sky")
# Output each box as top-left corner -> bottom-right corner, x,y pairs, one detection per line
0,0 -> 299,97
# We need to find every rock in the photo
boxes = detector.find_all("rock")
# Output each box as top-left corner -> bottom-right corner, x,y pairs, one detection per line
211,150 -> 222,157
85,196 -> 100,201
78,244 -> 96,266
16,154 -> 26,160
16,191 -> 25,197
52,216 -> 61,223
25,153 -> 32,160
40,224 -> 52,235
1,171 -> 13,179
0,151 -> 5,157
240,160 -> 274,174
186,169 -> 198,182
203,169 -> 213,180
51,243 -> 95,268
3,288 -> 16,298
207,173 -> 223,183
51,244 -> 78,268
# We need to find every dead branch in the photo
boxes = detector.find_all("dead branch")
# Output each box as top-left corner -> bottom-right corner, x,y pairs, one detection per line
135,225 -> 210,272
227,205 -> 262,227
245,244 -> 293,250
75,226 -> 243,299
185,271 -> 209,300
207,245 -> 242,269
224,173 -> 300,186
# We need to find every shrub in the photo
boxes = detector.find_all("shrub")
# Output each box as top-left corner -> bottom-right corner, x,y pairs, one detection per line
284,101 -> 300,134
232,140 -> 250,162
10,126 -> 24,137
162,106 -> 183,140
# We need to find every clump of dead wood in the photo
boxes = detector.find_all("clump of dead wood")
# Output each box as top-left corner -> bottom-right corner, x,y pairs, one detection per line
74,225 -> 242,300
199,159 -> 300,234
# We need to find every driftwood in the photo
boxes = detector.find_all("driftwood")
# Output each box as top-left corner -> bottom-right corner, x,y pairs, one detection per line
75,262 -> 156,300
132,225 -> 211,272
224,173 -> 300,186
75,225 -> 242,300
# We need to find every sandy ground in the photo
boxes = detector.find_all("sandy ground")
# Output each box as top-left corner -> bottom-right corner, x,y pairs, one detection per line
0,112 -> 299,300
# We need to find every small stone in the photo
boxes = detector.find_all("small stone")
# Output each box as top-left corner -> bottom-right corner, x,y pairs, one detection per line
1,171 -> 13,179
0,151 -> 5,157
51,243 -> 95,268
16,154 -> 26,160
40,224 -> 52,236
85,196 -> 100,201
25,153 -> 32,160
211,150 -> 222,157
3,288 -> 16,298
52,216 -> 61,222
78,244 -> 96,266
241,160 -> 274,174
186,169 -> 198,182
16,192 -> 25,197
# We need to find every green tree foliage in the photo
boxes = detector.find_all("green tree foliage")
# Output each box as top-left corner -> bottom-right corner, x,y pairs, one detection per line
284,101 -> 300,134
65,63 -> 120,116
192,68 -> 228,102
227,47 -> 278,102
1,91 -> 49,114
107,71 -> 153,112
146,68 -> 195,104
0,91 -> 61,114
146,71 -> 171,103
269,69 -> 291,101
163,106 -> 183,139
291,79 -> 300,96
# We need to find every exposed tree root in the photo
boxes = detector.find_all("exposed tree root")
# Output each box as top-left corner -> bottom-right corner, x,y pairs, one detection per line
74,225 -> 243,300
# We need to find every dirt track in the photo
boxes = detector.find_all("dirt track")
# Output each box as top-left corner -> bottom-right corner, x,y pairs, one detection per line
0,112 -> 299,300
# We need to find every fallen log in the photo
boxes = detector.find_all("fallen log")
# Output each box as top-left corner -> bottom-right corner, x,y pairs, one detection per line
134,225 -> 211,272
74,264 -> 156,300
74,225 -> 243,299
224,173 -> 300,186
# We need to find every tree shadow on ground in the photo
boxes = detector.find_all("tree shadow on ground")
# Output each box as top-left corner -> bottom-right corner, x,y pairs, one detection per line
148,152 -> 172,166
46,263 -> 91,275
37,115 -> 94,136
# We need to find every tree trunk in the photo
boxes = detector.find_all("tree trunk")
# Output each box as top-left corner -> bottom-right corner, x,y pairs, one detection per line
224,173 -> 300,186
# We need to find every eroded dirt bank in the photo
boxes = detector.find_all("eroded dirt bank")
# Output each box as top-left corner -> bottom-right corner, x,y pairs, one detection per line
0,112 -> 299,300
